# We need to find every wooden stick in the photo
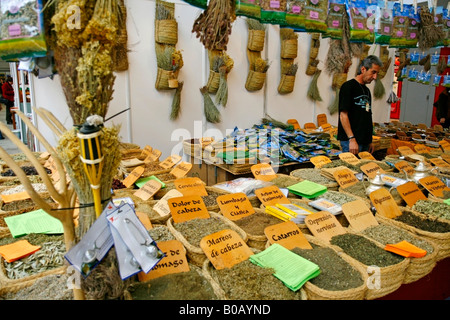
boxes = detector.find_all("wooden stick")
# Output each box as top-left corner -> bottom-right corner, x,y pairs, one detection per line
33,107 -> 65,138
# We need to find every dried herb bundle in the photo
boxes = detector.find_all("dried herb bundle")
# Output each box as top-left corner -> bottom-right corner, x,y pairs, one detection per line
201,86 -> 221,123
192,0 -> 236,50
170,81 -> 184,120
252,58 -> 270,73
246,18 -> 266,31
261,115 -> 294,130
284,63 -> 298,76
418,6 -> 445,51
307,70 -> 323,102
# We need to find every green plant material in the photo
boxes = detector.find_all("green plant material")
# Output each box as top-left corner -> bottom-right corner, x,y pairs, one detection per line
200,86 -> 221,123
252,58 -> 270,73
285,63 -> 298,76
246,18 -> 266,31
394,211 -> 450,233
374,78 -> 385,100
418,6 -> 445,51
307,69 -> 323,102
155,0 -> 174,20
261,115 -> 294,130
156,45 -> 174,70
280,28 -> 298,40
215,66 -> 228,106
327,88 -> 339,115
170,81 -> 183,120
412,200 -> 450,221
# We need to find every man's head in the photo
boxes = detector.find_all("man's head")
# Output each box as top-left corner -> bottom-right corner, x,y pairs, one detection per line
6,76 -> 12,83
357,55 -> 383,85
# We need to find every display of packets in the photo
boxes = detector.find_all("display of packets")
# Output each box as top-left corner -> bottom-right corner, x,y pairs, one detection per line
265,203 -> 315,224
308,198 -> 342,215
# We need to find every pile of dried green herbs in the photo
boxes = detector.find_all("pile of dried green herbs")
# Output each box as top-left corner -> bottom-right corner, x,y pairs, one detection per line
319,190 -> 358,205
234,210 -> 282,236
394,211 -> 450,233
413,200 -> 450,221
290,169 -> 336,185
292,243 -> 364,291
330,233 -> 405,267
173,216 -> 232,246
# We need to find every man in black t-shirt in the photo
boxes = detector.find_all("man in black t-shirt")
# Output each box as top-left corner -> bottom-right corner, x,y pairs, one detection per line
337,55 -> 383,155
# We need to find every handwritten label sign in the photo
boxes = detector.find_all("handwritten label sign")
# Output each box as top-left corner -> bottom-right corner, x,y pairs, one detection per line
304,211 -> 346,242
317,114 -> 327,127
159,155 -> 182,169
342,200 -> 378,232
310,155 -> 332,168
321,123 -> 332,132
144,148 -> 162,162
1,191 -> 31,203
122,166 -> 145,188
396,181 -> 427,207
397,146 -> 415,157
168,195 -> 210,223
369,188 -> 402,219
358,151 -> 376,160
360,162 -> 385,179
251,163 -> 277,181
200,229 -> 253,270
174,177 -> 207,196
419,176 -> 450,198
333,168 -> 359,189
136,211 -> 152,230
430,158 -> 450,168
140,145 -> 153,159
171,162 -> 193,179
394,160 -> 415,176
153,189 -> 184,217
264,221 -> 312,250
216,193 -> 255,221
439,140 -> 450,150
134,180 -> 162,201
414,144 -> 429,154
138,240 -> 189,281
339,152 -> 361,166
441,154 -> 450,164
255,185 -> 291,207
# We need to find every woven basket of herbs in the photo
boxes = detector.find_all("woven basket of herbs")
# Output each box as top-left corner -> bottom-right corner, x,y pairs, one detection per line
0,233 -> 68,292
281,39 -> 298,59
167,211 -> 249,267
376,207 -> 450,262
291,234 -> 368,300
278,74 -> 296,95
290,168 -> 339,191
155,19 -> 178,45
248,29 -> 266,52
202,248 -> 308,300
353,219 -> 439,285
328,231 -> 410,300
0,192 -> 58,216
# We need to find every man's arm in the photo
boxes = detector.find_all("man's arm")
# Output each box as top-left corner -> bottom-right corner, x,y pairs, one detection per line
339,110 -> 359,154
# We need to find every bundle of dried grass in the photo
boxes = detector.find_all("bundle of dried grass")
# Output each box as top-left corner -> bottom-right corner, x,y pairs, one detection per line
201,86 -> 221,123
418,6 -> 445,51
419,54 -> 431,72
437,57 -> 447,75
262,115 -> 294,131
170,81 -> 184,120
307,69 -> 323,102
212,52 -> 233,106
112,0 -> 129,72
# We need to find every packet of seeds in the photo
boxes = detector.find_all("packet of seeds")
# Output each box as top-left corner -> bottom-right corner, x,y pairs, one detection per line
409,51 -> 419,65
283,0 -> 306,31
407,68 -> 418,82
404,4 -> 419,48
324,0 -> 346,39
443,74 -> 450,88
431,52 -> 440,66
374,0 -> 394,45
347,0 -> 371,43
443,8 -> 449,47
432,74 -> 441,87
236,0 -> 262,20
260,0 -> 287,25
365,0 -> 376,43
0,0 -> 47,60
304,0 -> 329,33
389,2 -> 409,48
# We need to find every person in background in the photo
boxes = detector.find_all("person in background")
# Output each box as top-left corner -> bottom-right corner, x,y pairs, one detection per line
435,87 -> 450,129
2,76 -> 15,125
337,55 -> 383,155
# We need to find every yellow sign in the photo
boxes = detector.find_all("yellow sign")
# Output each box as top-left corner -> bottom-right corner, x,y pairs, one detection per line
140,145 -> 153,158
369,188 -> 402,219
174,177 -> 208,196
216,193 -> 255,221
251,163 -> 277,181
414,144 -> 429,154
144,148 -> 162,162
134,180 -> 162,201
342,200 -> 378,232
1,191 -> 31,203
264,221 -> 313,250
200,229 -> 254,270
159,155 -> 182,169
396,181 -> 427,208
333,168 -> 359,189
170,162 -> 193,179
394,160 -> 415,176
397,146 -> 415,156
168,195 -> 210,223
122,166 -> 145,188
310,155 -> 332,168
304,211 -> 346,242
358,151 -> 376,160
419,176 -> 450,198
339,152 -> 361,166
430,158 -> 450,168
360,162 -> 385,179
255,185 -> 291,207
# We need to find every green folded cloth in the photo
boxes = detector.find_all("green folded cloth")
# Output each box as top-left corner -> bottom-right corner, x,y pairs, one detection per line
5,209 -> 64,238
287,180 -> 327,199
135,175 -> 165,188
249,243 -> 320,291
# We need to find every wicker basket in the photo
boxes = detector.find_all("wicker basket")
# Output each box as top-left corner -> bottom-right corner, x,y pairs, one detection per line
289,168 -> 339,191
297,235 -> 368,300
206,70 -> 221,94
182,138 -> 203,158
245,70 -> 266,92
277,74 -> 296,94
155,67 -> 179,90
166,211 -> 249,267
376,207 -> 450,262
247,29 -> 265,52
155,19 -> 178,45
332,72 -> 348,90
281,39 -> 298,59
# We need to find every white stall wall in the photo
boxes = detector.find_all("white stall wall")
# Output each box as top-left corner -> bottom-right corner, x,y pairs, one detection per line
33,0 -> 395,159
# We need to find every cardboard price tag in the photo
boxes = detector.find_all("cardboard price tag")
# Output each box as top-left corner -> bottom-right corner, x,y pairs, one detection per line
171,162 -> 193,179
321,123 -> 332,132
138,240 -> 189,282
136,212 -> 153,230
441,154 -> 450,165
168,195 -> 210,223
397,146 -> 415,156
255,185 -> 291,207
430,158 -> 450,168
414,144 -> 429,154
200,229 -> 253,270
134,180 -> 162,201
317,114 -> 327,127
140,145 -> 153,158
369,188 -> 402,219
144,148 -> 162,163
358,151 -> 376,160
394,160 -> 415,176
1,191 -> 31,203
159,155 -> 182,169
304,211 -> 346,242
338,152 -> 361,166
122,166 -> 145,188
333,168 -> 359,189
264,221 -> 312,250
251,163 -> 277,181
396,181 -> 427,207
439,140 -> 450,149
174,177 -> 207,196
419,176 -> 450,198
153,189 -> 184,218
310,155 -> 332,168
342,200 -> 378,232
216,193 -> 255,221
360,162 -> 385,179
